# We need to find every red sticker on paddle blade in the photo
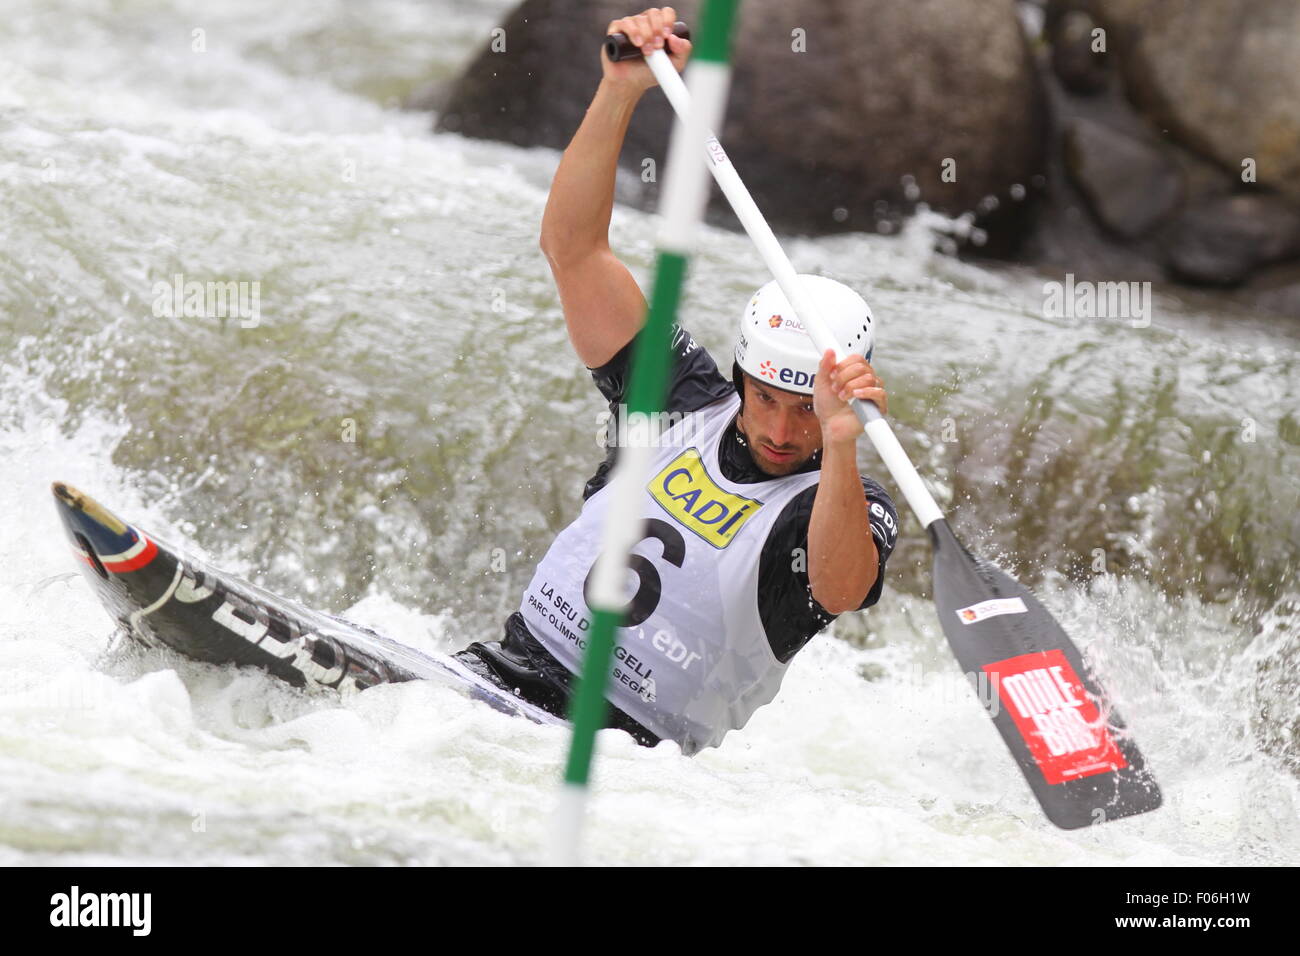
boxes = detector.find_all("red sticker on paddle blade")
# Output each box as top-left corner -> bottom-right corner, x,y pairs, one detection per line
985,650 -> 1129,784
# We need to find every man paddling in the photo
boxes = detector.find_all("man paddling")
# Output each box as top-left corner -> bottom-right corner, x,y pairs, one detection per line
455,6 -> 899,754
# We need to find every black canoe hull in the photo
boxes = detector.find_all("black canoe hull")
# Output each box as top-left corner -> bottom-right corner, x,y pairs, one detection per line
51,482 -> 561,726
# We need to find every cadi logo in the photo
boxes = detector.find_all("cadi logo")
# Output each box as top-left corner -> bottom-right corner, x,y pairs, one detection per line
768,314 -> 782,328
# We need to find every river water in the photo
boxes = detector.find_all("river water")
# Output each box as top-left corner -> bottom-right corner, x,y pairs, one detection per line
1,0 -> 1297,865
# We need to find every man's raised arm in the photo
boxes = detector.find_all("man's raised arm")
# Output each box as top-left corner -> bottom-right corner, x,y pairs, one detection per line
539,7 -> 692,369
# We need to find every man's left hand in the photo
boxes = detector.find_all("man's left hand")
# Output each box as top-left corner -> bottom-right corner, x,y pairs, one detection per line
813,350 -> 887,445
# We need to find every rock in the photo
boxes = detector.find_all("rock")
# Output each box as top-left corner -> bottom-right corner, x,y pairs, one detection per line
1094,0 -> 1300,203
1050,10 -> 1110,95
436,0 -> 670,152
1063,116 -> 1181,238
437,0 -> 1047,251
1164,194 -> 1300,287
1246,261 -> 1300,320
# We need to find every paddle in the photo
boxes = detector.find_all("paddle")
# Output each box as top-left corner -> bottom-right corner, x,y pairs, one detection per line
604,19 -> 690,62
615,36 -> 1162,829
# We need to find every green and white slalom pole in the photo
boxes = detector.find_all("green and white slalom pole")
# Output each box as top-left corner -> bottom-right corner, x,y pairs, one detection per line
641,41 -> 1163,829
549,0 -> 741,867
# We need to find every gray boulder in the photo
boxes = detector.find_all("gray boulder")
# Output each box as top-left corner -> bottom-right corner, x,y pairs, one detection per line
1063,116 -> 1182,238
1095,0 -> 1300,203
436,0 -> 677,168
437,0 -> 1047,249
1164,194 -> 1300,287
1247,262 -> 1300,320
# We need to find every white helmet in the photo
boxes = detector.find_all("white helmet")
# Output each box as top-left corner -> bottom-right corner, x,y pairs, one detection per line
734,275 -> 874,396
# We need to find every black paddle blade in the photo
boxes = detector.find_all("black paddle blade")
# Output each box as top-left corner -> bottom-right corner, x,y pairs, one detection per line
928,519 -> 1162,829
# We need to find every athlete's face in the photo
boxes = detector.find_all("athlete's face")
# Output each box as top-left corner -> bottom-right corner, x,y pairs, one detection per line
736,373 -> 822,476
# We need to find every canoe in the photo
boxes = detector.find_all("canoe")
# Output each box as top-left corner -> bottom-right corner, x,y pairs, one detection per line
51,481 -> 562,727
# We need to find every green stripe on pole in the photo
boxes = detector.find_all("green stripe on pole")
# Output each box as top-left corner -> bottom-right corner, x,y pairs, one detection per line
563,607 -> 623,783
694,0 -> 739,63
562,250 -> 686,787
626,251 -> 687,414
556,0 -> 741,843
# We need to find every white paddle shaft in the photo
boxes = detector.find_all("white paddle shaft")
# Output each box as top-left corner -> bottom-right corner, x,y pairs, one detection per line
646,51 -> 945,529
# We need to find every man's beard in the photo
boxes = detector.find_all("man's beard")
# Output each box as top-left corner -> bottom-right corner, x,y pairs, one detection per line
736,417 -> 817,475
749,444 -> 806,475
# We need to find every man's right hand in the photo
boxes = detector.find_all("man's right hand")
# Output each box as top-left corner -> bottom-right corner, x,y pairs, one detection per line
602,7 -> 692,95
540,8 -> 691,369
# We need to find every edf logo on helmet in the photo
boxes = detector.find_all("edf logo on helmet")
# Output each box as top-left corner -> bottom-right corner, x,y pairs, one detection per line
758,360 -> 817,389
779,367 -> 817,388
